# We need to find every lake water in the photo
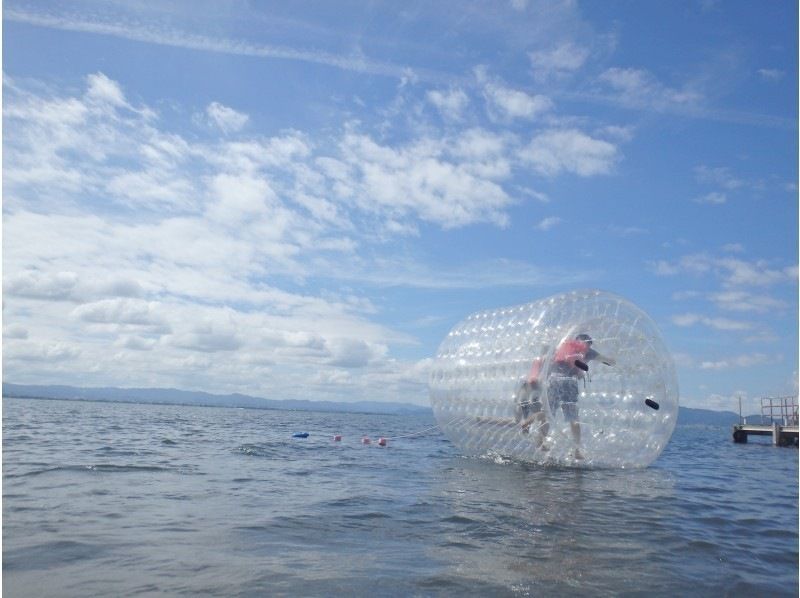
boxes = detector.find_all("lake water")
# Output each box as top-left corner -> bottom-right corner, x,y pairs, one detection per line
3,397 -> 798,596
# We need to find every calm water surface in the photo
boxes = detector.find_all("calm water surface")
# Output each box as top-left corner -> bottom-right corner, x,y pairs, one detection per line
3,398 -> 798,596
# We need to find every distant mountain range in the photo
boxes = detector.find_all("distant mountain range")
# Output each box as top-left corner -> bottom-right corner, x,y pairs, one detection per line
3,382 -> 751,425
2,382 -> 431,416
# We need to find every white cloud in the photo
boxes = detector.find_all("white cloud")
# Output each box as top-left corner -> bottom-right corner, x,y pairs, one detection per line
106,170 -> 197,211
206,102 -> 249,134
5,7 -> 428,83
426,88 -> 469,120
315,256 -> 597,290
326,338 -> 386,368
652,253 -> 797,288
758,68 -> 784,81
517,187 -> 550,203
86,72 -> 128,107
694,165 -> 744,190
485,84 -> 552,121
6,341 -> 82,363
5,271 -> 79,300
709,290 -> 788,313
535,216 -> 562,231
672,313 -> 752,331
722,243 -> 745,253
529,42 -> 590,81
0,70 -> 642,402
693,191 -> 727,205
115,336 -> 157,351
521,129 -> 618,177
476,66 -> 552,121
698,353 -> 771,370
207,173 -> 275,224
171,329 -> 243,353
3,74 -> 432,400
598,125 -> 635,142
719,258 -> 797,287
337,131 -> 514,228
649,260 -> 680,276
71,298 -> 167,328
597,67 -> 702,111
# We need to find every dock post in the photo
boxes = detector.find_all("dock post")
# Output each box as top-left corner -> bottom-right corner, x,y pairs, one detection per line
772,422 -> 780,446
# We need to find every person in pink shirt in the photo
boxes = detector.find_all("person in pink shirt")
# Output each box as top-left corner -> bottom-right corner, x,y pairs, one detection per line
548,333 -> 616,460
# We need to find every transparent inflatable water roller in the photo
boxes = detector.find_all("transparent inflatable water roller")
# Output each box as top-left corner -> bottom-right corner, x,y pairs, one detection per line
429,290 -> 678,468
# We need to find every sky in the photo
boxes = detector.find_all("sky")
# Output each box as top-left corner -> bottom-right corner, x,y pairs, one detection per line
2,0 -> 797,413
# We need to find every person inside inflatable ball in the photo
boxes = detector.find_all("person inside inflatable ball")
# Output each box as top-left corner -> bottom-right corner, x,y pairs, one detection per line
518,333 -> 616,460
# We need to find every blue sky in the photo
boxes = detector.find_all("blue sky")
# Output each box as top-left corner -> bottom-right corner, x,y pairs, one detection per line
3,0 -> 797,413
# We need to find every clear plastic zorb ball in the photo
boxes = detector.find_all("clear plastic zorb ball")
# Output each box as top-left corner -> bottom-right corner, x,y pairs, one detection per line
429,290 -> 678,468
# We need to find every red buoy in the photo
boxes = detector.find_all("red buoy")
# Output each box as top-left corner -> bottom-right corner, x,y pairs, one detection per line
361,436 -> 371,444
378,437 -> 387,447
333,434 -> 342,441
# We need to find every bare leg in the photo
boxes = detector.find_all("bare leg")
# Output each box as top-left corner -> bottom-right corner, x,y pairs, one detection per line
570,421 -> 583,460
521,412 -> 550,451
532,412 -> 550,451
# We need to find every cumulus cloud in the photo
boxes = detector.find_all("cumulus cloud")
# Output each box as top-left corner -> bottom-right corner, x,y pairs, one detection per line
1,71 -> 619,402
521,129 -> 618,177
206,102 -> 249,133
426,88 -> 469,120
337,131 -> 514,228
652,253 -> 797,288
86,72 -> 128,107
694,165 -> 744,190
535,216 -> 562,231
476,66 -> 552,121
672,313 -> 752,331
106,170 -> 197,211
529,42 -> 590,81
7,341 -> 82,362
484,84 -> 552,121
115,335 -> 157,351
693,191 -> 727,205
206,172 -> 275,225
4,271 -> 79,300
325,338 -> 386,368
172,330 -> 243,353
709,290 -> 788,313
72,298 -> 168,329
720,259 -> 797,288
698,353 -> 770,370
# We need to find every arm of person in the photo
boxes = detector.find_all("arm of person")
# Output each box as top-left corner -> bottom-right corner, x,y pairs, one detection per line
598,355 -> 616,366
586,347 -> 616,366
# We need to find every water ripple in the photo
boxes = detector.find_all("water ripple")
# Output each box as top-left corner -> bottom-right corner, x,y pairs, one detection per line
2,398 -> 797,597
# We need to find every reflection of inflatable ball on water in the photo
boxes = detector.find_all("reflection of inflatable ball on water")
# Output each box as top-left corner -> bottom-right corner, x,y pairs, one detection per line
428,290 -> 679,468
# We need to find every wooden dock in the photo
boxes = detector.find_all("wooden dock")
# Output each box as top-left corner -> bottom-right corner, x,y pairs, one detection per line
732,396 -> 798,447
